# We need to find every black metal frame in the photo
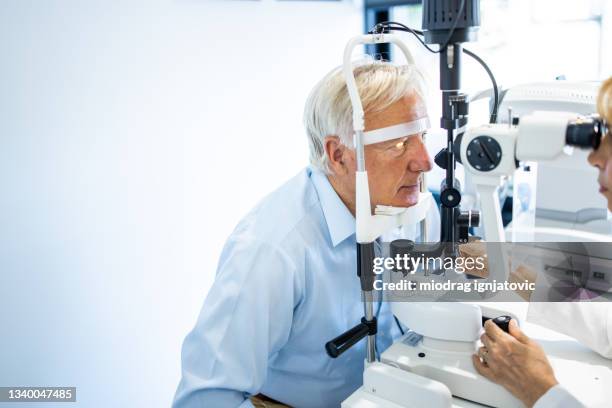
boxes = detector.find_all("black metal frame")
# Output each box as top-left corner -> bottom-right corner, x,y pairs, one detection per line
364,0 -> 421,59
365,0 -> 421,7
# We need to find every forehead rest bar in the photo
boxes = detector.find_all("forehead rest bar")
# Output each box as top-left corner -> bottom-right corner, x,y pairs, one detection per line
358,117 -> 430,147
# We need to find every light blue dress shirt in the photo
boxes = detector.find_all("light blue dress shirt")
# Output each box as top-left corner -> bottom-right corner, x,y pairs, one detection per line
173,166 -> 404,408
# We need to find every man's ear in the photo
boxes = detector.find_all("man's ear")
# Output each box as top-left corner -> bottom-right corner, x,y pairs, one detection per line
324,136 -> 347,175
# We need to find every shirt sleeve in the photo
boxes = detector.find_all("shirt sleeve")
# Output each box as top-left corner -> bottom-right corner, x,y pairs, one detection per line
173,236 -> 300,408
533,384 -> 586,408
527,302 -> 612,359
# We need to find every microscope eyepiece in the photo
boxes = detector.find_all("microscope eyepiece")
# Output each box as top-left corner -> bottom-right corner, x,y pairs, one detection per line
565,116 -> 605,150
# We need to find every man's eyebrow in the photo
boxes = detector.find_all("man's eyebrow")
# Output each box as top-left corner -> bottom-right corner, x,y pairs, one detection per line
372,131 -> 425,149
381,137 -> 406,147
391,132 -> 425,143
379,136 -> 409,148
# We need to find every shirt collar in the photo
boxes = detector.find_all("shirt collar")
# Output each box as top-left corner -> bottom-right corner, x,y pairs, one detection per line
308,166 -> 355,247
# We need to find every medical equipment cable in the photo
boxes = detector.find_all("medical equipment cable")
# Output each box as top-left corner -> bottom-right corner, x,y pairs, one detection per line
370,22 -> 438,53
375,293 -> 382,361
369,21 -> 499,124
370,0 -> 465,54
462,48 -> 499,123
394,315 -> 405,336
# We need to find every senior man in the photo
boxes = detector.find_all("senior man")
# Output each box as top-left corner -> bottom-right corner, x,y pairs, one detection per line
173,60 -> 435,408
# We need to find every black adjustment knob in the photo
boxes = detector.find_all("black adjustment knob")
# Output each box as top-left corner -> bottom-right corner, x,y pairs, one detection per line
456,210 -> 480,242
492,315 -> 512,333
325,317 -> 377,358
449,94 -> 469,117
482,315 -> 513,333
440,187 -> 461,208
390,239 -> 414,258
453,133 -> 464,164
434,148 -> 449,170
466,136 -> 502,172
390,239 -> 414,275
470,211 -> 480,228
457,210 -> 480,228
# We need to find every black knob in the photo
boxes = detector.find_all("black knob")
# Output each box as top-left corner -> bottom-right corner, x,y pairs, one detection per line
466,136 -> 502,172
440,187 -> 461,208
434,148 -> 449,170
492,315 -> 512,333
325,317 -> 377,358
453,133 -> 464,164
390,240 -> 414,274
482,315 -> 513,333
470,211 -> 480,228
390,239 -> 414,258
457,210 -> 480,228
449,94 -> 469,116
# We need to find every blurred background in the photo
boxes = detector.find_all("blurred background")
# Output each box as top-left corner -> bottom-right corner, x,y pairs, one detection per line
0,0 -> 610,406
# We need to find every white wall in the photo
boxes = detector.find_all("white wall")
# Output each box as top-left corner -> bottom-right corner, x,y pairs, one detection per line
0,1 -> 362,406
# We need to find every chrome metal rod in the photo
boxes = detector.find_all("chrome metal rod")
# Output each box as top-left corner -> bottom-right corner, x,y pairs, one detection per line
362,291 -> 376,362
419,135 -> 428,243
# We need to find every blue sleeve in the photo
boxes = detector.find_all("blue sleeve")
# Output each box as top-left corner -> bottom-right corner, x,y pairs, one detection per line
173,236 -> 300,408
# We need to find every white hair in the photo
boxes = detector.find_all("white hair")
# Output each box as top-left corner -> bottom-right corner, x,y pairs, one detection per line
303,57 -> 426,174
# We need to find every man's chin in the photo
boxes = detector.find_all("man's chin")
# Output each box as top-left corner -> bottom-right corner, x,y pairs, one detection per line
372,189 -> 421,209
393,188 -> 420,207
398,199 -> 419,208
382,197 -> 419,208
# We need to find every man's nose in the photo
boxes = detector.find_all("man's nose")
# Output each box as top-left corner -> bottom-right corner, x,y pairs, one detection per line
408,140 -> 433,172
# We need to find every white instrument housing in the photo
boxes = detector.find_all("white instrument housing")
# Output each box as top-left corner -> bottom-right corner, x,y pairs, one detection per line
460,111 -> 583,241
342,34 -> 432,243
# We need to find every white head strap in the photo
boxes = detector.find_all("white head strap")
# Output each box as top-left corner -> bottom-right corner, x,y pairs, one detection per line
357,116 -> 430,146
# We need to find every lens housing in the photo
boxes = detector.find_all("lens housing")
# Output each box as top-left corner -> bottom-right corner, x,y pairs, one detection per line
565,116 -> 605,149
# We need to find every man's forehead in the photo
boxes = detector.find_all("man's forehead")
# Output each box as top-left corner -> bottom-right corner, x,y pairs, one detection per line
364,94 -> 427,132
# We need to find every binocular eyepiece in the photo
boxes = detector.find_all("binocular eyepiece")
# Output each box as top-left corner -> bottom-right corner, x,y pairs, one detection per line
566,116 -> 607,150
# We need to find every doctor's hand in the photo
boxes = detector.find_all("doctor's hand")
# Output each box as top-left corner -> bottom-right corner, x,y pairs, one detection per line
472,319 -> 559,407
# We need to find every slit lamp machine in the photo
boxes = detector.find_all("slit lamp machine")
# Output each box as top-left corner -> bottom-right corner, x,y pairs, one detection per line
323,0 -> 608,407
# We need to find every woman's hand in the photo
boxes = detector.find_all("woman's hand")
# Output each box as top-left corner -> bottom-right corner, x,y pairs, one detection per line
472,319 -> 558,407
